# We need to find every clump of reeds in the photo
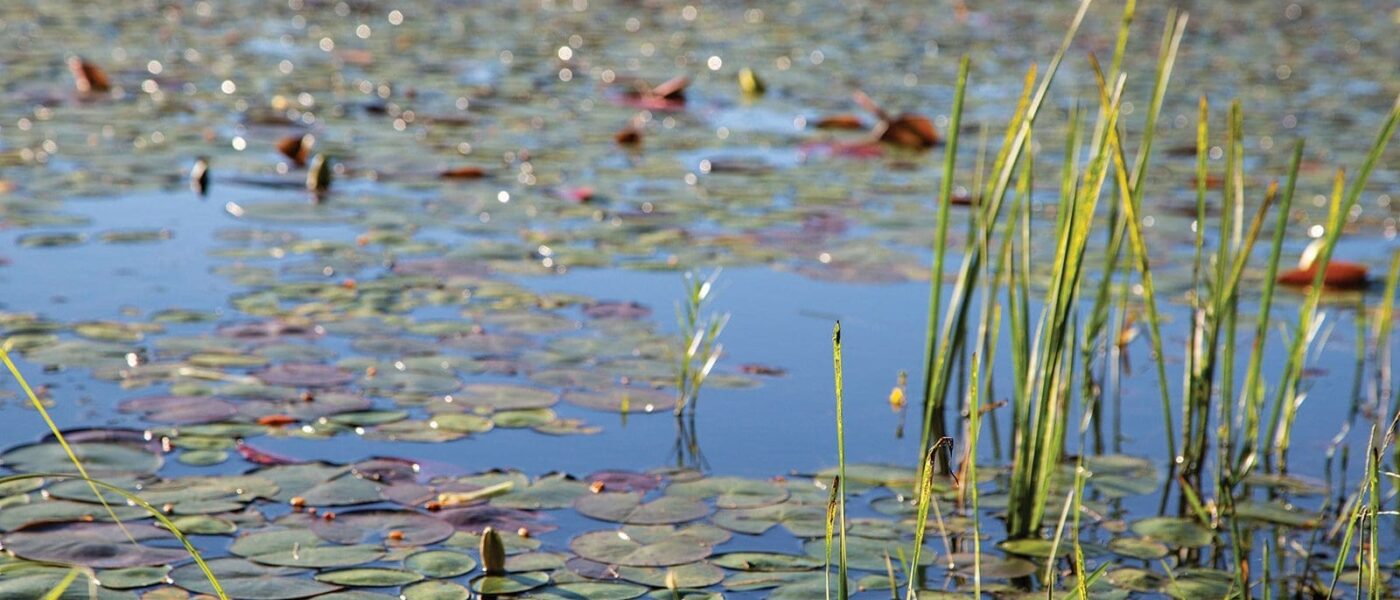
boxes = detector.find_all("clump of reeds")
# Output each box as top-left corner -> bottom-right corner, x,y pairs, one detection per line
672,269 -> 728,416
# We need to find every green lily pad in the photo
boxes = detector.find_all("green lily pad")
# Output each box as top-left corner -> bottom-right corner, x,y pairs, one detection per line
1108,537 -> 1169,560
178,450 -> 230,466
667,476 -> 789,509
457,383 -> 558,410
491,408 -> 558,428
618,562 -> 724,588
0,570 -> 134,599
1163,569 -> 1233,598
712,502 -> 828,536
531,582 -> 649,600
172,557 -> 340,599
314,567 -> 424,587
401,580 -> 471,600
1106,567 -> 1164,592
310,509 -> 455,546
997,538 -> 1073,559
564,388 -> 677,414
575,492 -> 710,525
492,474 -> 589,509
469,571 -> 551,595
0,441 -> 161,475
404,549 -> 478,578
570,529 -> 713,567
0,499 -> 149,531
1232,500 -> 1320,528
2,522 -> 187,568
801,537 -> 936,571
1131,517 -> 1214,548
230,528 -> 385,567
710,551 -> 824,571
96,565 -> 171,590
428,413 -> 494,434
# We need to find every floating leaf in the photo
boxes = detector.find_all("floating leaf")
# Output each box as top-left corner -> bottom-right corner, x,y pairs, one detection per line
1131,517 -> 1214,548
172,557 -> 340,599
575,493 -> 710,525
314,568 -> 424,587
404,549 -> 477,578
230,528 -> 385,567
2,522 -> 187,568
565,388 -> 677,414
470,571 -> 550,595
0,441 -> 161,476
667,476 -> 789,509
570,530 -> 712,567
401,580 -> 470,600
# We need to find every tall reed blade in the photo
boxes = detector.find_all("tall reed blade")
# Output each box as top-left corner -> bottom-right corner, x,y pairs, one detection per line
832,322 -> 849,600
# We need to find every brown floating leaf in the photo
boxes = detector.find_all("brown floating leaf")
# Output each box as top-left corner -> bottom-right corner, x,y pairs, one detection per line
875,114 -> 939,149
615,125 -> 642,146
1276,262 -> 1368,289
440,166 -> 488,179
67,56 -> 110,93
812,114 -> 865,130
739,364 -> 787,377
648,76 -> 689,101
853,90 -> 938,149
1191,173 -> 1225,190
277,134 -> 316,167
617,76 -> 689,110
562,186 -> 596,203
949,190 -> 980,206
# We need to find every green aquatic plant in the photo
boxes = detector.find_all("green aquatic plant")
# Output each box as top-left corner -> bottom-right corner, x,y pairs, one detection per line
673,269 -> 728,416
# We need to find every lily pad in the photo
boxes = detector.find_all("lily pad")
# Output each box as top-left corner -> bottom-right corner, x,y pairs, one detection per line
1108,537 -> 1169,560
172,557 -> 340,599
575,492 -> 711,525
617,562 -> 724,588
230,528 -> 385,567
531,582 -> 649,600
469,571 -> 551,595
0,441 -> 161,475
456,383 -> 558,410
2,522 -> 188,568
570,529 -> 713,567
710,551 -> 824,571
254,363 -> 355,388
565,388 -> 677,414
95,565 -> 171,589
401,580 -> 471,600
310,509 -> 454,546
667,476 -> 789,509
1131,517 -> 1214,548
314,568 -> 424,587
404,549 -> 477,578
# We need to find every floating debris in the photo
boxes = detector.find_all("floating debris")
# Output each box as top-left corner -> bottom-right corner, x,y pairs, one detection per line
190,157 -> 210,195
277,134 -> 316,168
1277,239 -> 1369,289
854,90 -> 939,149
66,56 -> 109,93
307,154 -> 332,193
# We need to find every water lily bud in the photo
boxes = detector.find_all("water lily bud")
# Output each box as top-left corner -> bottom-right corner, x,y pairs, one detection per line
480,527 -> 506,575
738,67 -> 765,95
665,568 -> 679,590
191,157 -> 210,195
307,154 -> 332,193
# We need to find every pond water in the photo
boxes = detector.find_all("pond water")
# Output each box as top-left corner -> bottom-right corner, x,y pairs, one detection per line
0,0 -> 1398,598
